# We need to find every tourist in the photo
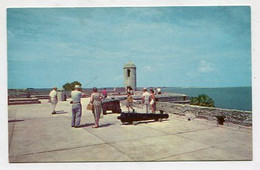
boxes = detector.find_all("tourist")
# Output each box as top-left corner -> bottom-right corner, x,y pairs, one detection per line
90,87 -> 103,128
102,88 -> 107,100
70,85 -> 85,128
157,87 -> 162,94
150,88 -> 156,114
126,92 -> 135,113
142,88 -> 150,114
154,88 -> 157,95
129,87 -> 133,95
126,86 -> 130,94
49,87 -> 58,114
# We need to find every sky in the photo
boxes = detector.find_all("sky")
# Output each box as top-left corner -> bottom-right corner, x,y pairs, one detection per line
7,6 -> 251,89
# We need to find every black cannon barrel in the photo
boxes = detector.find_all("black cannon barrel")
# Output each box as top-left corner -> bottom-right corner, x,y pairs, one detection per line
117,112 -> 169,123
101,98 -> 121,104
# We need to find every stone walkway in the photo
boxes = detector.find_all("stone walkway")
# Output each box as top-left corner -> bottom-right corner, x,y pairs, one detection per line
8,98 -> 252,162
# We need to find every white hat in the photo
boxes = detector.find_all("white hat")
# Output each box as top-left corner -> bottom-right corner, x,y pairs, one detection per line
75,85 -> 81,89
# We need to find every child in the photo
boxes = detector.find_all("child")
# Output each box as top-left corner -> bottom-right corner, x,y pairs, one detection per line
150,88 -> 156,114
126,92 -> 135,113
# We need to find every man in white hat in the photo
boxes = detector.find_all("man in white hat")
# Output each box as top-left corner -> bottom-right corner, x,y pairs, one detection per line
49,87 -> 58,114
157,87 -> 162,94
142,88 -> 151,114
70,85 -> 85,128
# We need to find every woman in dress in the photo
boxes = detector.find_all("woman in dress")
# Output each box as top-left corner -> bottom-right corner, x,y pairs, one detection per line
150,88 -> 156,114
90,87 -> 103,128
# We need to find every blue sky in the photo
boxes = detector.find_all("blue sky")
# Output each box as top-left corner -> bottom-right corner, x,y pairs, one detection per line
7,6 -> 251,89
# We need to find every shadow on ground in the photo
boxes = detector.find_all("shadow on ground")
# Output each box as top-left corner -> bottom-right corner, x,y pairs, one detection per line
99,123 -> 114,128
120,119 -> 169,126
76,123 -> 115,128
55,110 -> 68,114
80,123 -> 95,127
8,120 -> 24,123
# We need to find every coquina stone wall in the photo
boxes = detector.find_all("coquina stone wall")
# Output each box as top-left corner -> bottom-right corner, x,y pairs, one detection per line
157,102 -> 252,126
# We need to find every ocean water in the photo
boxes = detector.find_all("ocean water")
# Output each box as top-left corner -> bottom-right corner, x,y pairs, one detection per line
163,87 -> 252,111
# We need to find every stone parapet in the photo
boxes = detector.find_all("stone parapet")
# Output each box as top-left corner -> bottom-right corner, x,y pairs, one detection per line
8,98 -> 41,105
157,102 -> 252,126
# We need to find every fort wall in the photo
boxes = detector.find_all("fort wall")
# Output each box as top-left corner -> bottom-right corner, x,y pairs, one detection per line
157,102 -> 252,126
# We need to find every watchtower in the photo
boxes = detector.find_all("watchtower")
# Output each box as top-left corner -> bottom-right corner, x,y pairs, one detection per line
123,61 -> 136,91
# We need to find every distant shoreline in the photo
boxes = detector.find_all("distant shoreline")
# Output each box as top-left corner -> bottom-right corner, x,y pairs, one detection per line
7,86 -> 252,111
8,86 -> 252,90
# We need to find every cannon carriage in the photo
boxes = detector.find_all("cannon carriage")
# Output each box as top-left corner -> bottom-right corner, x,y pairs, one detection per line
101,98 -> 122,115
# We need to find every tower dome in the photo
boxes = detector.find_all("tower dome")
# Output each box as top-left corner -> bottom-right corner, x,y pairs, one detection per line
124,61 -> 136,68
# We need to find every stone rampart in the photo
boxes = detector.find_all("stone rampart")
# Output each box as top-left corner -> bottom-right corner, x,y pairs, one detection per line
157,102 -> 252,126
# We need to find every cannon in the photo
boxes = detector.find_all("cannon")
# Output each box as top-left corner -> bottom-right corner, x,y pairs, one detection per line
117,112 -> 169,124
216,116 -> 226,125
102,99 -> 122,115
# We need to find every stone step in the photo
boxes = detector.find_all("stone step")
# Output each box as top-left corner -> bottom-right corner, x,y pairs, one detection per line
8,98 -> 40,102
8,97 -> 41,105
31,95 -> 49,99
8,101 -> 41,105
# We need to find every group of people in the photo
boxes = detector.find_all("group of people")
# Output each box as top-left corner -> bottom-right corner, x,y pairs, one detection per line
49,85 -> 103,129
142,88 -> 157,114
49,86 -> 162,129
126,87 -> 160,114
70,85 -> 103,128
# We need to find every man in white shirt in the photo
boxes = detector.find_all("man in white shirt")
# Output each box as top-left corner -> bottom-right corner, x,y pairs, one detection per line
142,88 -> 151,114
49,87 -> 58,114
71,85 -> 85,128
157,87 -> 162,94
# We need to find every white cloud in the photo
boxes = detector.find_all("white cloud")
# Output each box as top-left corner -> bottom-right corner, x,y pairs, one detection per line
198,60 -> 215,73
187,60 -> 215,77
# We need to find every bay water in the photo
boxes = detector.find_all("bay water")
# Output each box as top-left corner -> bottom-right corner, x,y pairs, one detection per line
163,87 -> 252,111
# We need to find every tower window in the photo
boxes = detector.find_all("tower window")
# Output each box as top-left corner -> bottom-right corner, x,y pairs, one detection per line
127,69 -> 130,77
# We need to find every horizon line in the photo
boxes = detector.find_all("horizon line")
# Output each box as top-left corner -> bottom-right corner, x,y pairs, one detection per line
8,86 -> 252,90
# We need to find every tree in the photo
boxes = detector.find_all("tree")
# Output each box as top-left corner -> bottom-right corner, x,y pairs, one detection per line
63,81 -> 82,91
190,94 -> 215,107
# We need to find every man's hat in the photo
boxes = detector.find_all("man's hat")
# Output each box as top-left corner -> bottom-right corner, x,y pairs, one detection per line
75,85 -> 81,89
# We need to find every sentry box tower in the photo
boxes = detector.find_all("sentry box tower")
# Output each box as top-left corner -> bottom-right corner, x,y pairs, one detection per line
123,61 -> 137,92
